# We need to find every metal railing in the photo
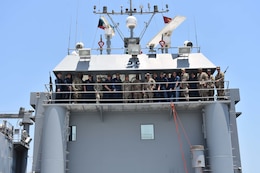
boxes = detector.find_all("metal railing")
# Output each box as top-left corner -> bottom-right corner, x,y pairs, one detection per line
44,80 -> 230,104
0,120 -> 13,140
68,46 -> 201,55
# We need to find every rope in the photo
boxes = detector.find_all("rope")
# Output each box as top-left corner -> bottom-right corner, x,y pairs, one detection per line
177,113 -> 192,147
171,102 -> 189,173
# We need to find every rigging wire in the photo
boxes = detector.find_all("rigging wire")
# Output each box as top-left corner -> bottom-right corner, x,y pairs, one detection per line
75,0 -> 80,45
194,17 -> 200,52
67,17 -> 72,55
139,13 -> 155,41
92,20 -> 99,50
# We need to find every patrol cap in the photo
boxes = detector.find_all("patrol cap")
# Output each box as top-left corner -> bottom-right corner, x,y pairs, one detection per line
181,68 -> 185,71
146,72 -> 150,76
216,66 -> 220,70
207,69 -> 211,72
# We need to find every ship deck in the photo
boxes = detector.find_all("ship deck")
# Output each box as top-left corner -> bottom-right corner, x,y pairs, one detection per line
48,100 -> 230,112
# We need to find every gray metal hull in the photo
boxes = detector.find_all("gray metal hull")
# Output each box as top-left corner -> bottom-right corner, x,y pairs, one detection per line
30,88 -> 241,173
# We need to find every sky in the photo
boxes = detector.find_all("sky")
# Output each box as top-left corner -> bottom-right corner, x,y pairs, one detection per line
0,0 -> 259,172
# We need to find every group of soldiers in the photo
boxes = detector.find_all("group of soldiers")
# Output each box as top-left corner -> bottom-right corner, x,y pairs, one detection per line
54,66 -> 225,103
195,66 -> 225,101
55,72 -> 98,103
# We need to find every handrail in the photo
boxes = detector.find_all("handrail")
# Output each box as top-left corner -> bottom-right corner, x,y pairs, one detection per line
44,80 -> 230,104
0,120 -> 13,140
68,46 -> 201,55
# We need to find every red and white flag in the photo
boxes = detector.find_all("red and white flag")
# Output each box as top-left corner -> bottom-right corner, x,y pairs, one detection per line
163,16 -> 172,24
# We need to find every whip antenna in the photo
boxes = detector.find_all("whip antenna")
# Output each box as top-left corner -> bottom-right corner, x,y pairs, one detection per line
75,0 -> 80,45
194,17 -> 200,53
224,66 -> 229,73
67,17 -> 72,55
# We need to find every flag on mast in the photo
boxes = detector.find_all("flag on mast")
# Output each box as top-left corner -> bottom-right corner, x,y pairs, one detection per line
163,16 -> 172,24
97,16 -> 115,37
98,18 -> 106,29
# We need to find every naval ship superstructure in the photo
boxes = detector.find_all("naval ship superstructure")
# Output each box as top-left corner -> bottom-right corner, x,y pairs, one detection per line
28,1 -> 243,173
0,108 -> 33,173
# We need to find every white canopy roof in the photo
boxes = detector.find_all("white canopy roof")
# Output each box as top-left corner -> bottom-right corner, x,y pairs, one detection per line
53,52 -> 216,73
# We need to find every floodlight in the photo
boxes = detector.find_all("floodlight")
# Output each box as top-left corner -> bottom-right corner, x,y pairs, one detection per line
178,47 -> 191,54
78,48 -> 91,60
25,137 -> 32,144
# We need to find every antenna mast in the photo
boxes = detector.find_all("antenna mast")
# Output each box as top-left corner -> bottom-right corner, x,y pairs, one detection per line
194,18 -> 200,53
93,0 -> 169,40
130,0 -> 133,16
93,0 -> 169,58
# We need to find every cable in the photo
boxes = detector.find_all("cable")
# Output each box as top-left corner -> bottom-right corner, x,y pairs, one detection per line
177,113 -> 192,147
171,102 -> 189,173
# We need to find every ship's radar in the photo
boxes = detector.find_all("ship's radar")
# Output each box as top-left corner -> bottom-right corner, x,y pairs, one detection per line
184,40 -> 193,47
75,42 -> 84,49
126,16 -> 137,29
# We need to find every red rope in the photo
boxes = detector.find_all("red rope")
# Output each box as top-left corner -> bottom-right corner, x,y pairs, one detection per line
171,103 -> 189,173
177,114 -> 192,147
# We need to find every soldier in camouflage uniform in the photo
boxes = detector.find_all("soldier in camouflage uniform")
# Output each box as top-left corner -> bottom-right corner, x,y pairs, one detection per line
94,76 -> 103,102
132,74 -> 142,103
180,68 -> 189,101
143,73 -> 156,102
122,74 -> 132,103
64,73 -> 73,103
197,68 -> 208,101
215,66 -> 225,100
152,72 -> 160,101
72,73 -> 83,102
207,69 -> 215,101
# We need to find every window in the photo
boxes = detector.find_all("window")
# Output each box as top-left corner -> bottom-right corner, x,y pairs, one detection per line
141,124 -> 154,140
69,126 -> 77,141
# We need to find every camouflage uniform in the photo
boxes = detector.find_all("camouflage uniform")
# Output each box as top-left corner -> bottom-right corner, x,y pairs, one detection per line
143,74 -> 156,102
207,70 -> 215,101
197,69 -> 208,101
132,75 -> 142,103
215,67 -> 225,100
181,69 -> 189,101
94,77 -> 103,102
72,74 -> 83,102
122,76 -> 132,103
63,73 -> 73,102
